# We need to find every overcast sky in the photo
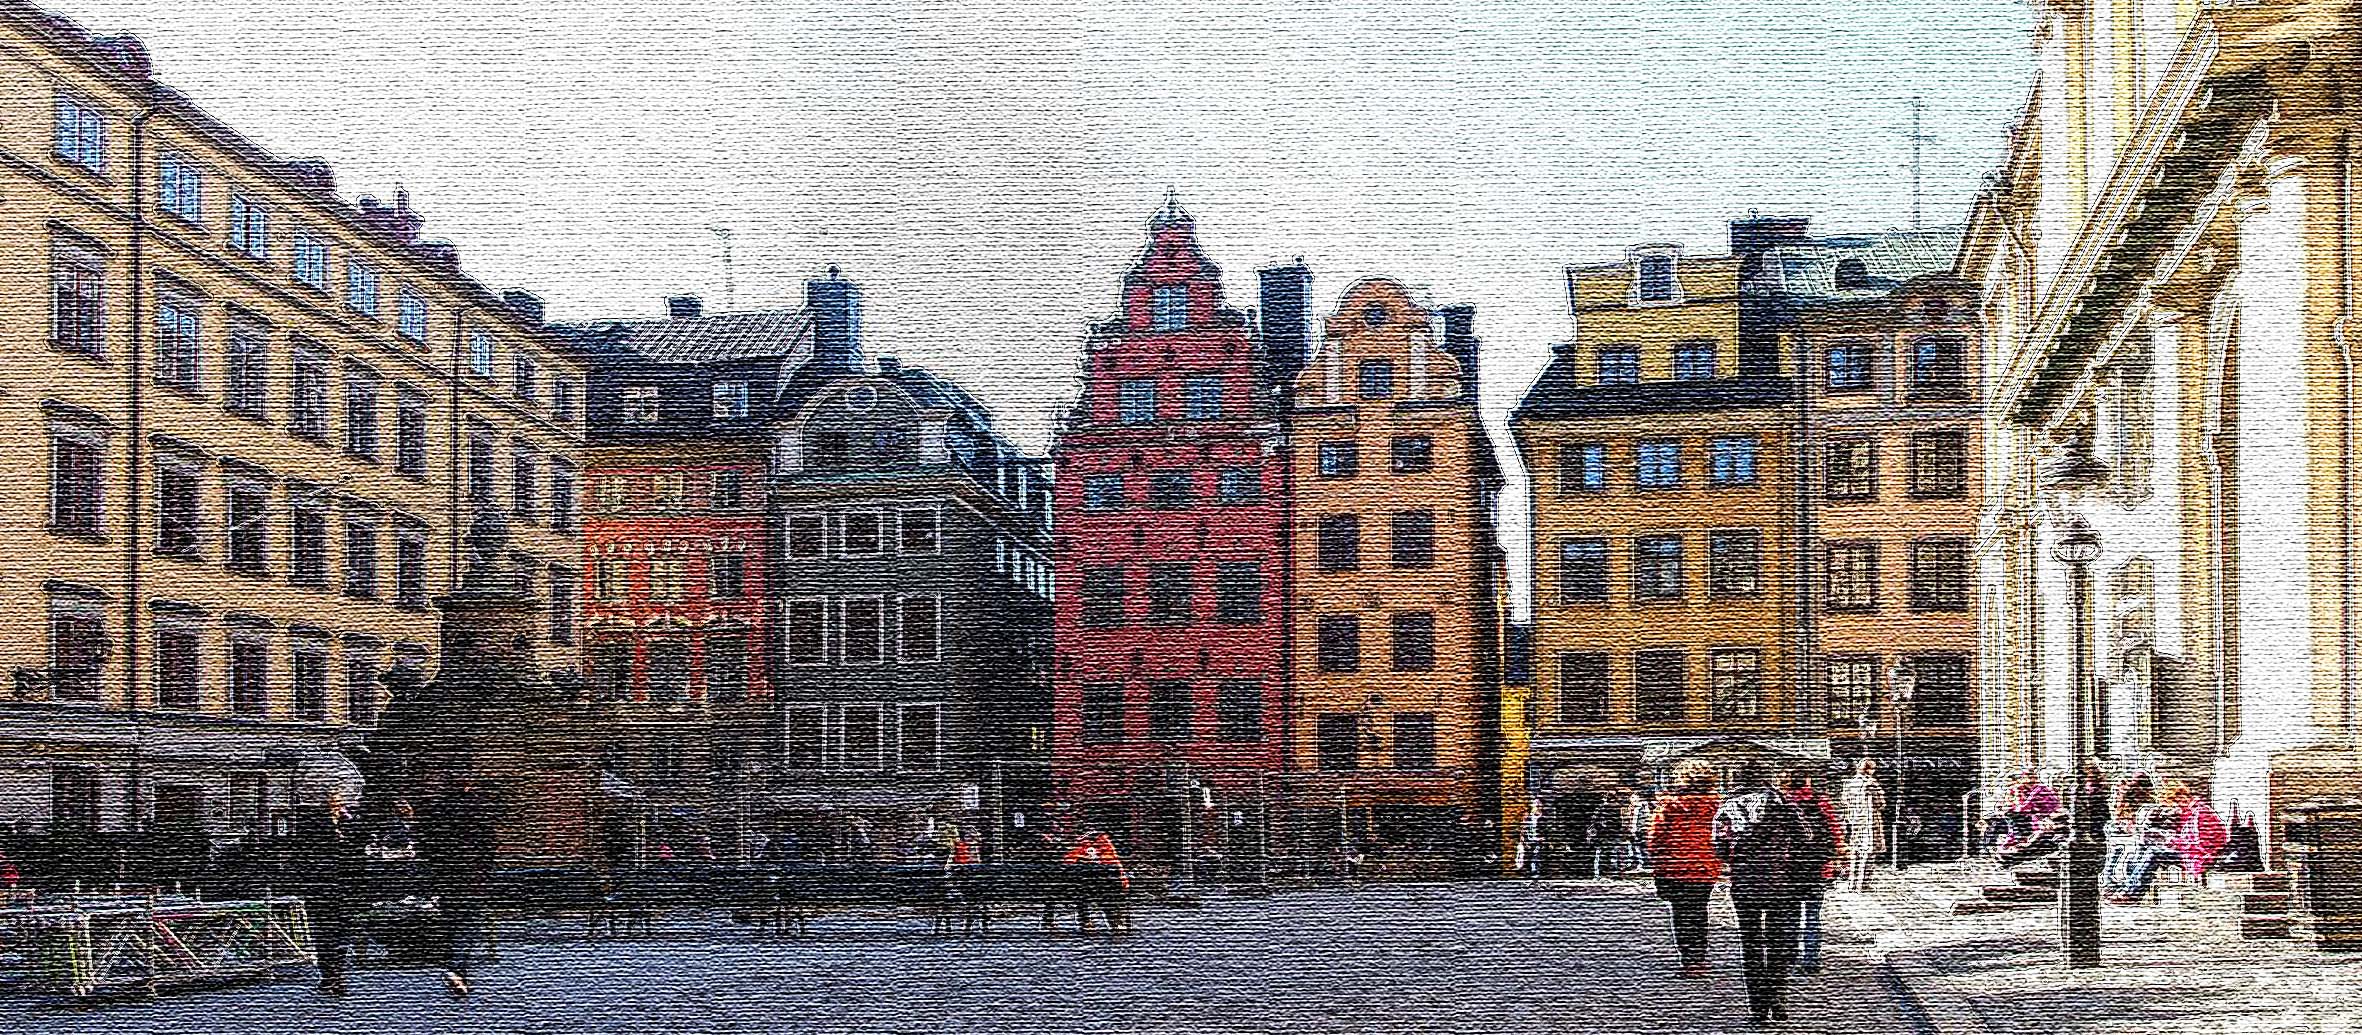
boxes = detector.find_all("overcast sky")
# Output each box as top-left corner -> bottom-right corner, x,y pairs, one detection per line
51,0 -> 2034,612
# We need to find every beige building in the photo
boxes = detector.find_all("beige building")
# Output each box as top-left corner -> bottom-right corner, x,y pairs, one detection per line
0,9 -> 587,838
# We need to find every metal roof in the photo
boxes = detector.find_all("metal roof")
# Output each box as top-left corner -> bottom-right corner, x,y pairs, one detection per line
554,309 -> 813,366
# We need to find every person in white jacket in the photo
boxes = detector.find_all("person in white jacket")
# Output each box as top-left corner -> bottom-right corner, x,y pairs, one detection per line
1838,758 -> 1886,890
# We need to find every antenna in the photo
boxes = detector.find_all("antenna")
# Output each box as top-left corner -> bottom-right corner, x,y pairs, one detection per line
1908,97 -> 1935,229
707,226 -> 735,311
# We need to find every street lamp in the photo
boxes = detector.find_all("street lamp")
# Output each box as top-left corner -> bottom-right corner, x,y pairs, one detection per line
2052,517 -> 2104,968
1885,661 -> 1917,869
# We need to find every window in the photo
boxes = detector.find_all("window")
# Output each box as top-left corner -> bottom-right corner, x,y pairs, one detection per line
1117,379 -> 1157,424
548,567 -> 577,645
1317,441 -> 1360,478
1391,612 -> 1436,672
289,349 -> 329,442
786,515 -> 826,558
53,93 -> 106,173
1557,443 -> 1607,494
1826,541 -> 1879,612
1636,440 -> 1681,489
1634,253 -> 1676,302
1357,360 -> 1396,400
592,558 -> 629,602
1824,437 -> 1876,500
712,380 -> 749,419
395,390 -> 429,477
1707,530 -> 1762,598
1826,344 -> 1873,392
1391,714 -> 1437,770
1634,649 -> 1689,723
217,194 -> 272,266
648,557 -> 688,601
1632,535 -> 1684,600
1215,468 -> 1260,505
784,707 -> 825,767
842,598 -> 884,665
1317,615 -> 1361,672
345,262 -> 380,315
511,447 -> 539,522
709,552 -> 745,600
1908,652 -> 1972,726
292,644 -> 328,721
1909,431 -> 1969,498
156,462 -> 203,558
344,368 -> 381,460
1148,681 -> 1194,741
1083,473 -> 1127,511
1318,514 -> 1361,572
1216,681 -> 1263,742
1835,258 -> 1870,290
647,640 -> 690,702
1149,470 -> 1196,509
1150,284 -> 1188,331
292,234 -> 329,290
1672,341 -> 1717,381
1183,375 -> 1223,419
1909,538 -> 1971,612
589,643 -> 631,703
227,483 -> 269,574
52,250 -> 105,355
1081,683 -> 1126,744
1390,435 -> 1433,474
1558,537 -> 1608,604
457,333 -> 492,381
1710,649 -> 1764,722
1557,652 -> 1609,724
229,638 -> 270,716
47,601 -> 107,703
154,625 -> 200,709
713,471 -> 746,512
1595,347 -> 1641,385
1911,336 -> 1967,397
507,355 -> 538,403
49,431 -> 103,536
1389,510 -> 1436,569
1214,562 -> 1262,624
1826,654 -> 1879,726
899,596 -> 941,661
898,508 -> 937,553
396,290 -> 427,341
1709,436 -> 1759,487
289,497 -> 328,585
1317,715 -> 1361,771
1147,564 -> 1194,624
1081,568 -> 1126,627
553,380 -> 578,423
343,517 -> 378,598
623,385 -> 659,423
467,432 -> 497,508
702,632 -> 747,701
49,767 -> 100,833
786,599 -> 827,665
155,299 -> 201,391
899,705 -> 940,770
226,322 -> 269,416
376,527 -> 421,609
840,512 -> 883,556
160,154 -> 203,223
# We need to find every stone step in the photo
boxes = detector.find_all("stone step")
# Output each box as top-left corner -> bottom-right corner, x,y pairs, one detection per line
2242,916 -> 2294,940
2243,893 -> 2293,914
1954,897 -> 2044,915
2249,872 -> 2293,894
1984,884 -> 2060,904
2014,868 -> 2061,888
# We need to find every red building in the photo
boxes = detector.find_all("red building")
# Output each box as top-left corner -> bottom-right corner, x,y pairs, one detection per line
1050,200 -> 1305,874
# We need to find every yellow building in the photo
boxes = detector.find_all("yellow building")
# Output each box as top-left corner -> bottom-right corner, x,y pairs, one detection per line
1286,279 -> 1505,873
1962,0 -> 2362,864
1513,242 -> 1808,861
0,12 -> 587,837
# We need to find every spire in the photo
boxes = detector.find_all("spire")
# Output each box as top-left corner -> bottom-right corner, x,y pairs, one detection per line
1150,190 -> 1192,229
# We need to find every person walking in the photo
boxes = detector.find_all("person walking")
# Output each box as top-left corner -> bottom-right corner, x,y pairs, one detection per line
294,793 -> 370,996
1783,770 -> 1842,976
1837,759 -> 1885,891
1644,762 -> 1722,978
421,782 -> 497,998
1715,764 -> 1819,1028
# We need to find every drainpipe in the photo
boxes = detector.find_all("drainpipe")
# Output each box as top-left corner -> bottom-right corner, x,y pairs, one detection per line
2337,120 -> 2357,748
124,99 -> 159,832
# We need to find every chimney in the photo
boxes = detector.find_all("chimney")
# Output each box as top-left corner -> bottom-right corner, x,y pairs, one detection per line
1257,261 -> 1313,387
413,239 -> 460,267
356,189 -> 425,245
93,35 -> 151,78
502,290 -> 546,326
667,295 -> 704,320
876,356 -> 901,373
1438,305 -> 1479,392
283,159 -> 336,196
805,267 -> 864,375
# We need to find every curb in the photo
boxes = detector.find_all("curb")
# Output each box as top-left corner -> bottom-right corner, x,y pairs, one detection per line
1878,945 -> 1991,1035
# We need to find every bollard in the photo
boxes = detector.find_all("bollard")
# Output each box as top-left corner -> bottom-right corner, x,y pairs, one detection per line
2283,800 -> 2362,951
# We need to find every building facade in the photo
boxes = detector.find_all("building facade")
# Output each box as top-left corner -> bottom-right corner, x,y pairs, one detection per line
0,11 -> 586,839
1962,0 -> 2362,863
1050,201 -> 1296,873
1285,278 -> 1505,872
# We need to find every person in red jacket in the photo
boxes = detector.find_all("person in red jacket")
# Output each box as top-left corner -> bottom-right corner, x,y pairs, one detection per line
1785,770 -> 1844,976
1647,762 -> 1724,976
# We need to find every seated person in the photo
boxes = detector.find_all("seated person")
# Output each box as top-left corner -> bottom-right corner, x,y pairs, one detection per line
1997,811 -> 2066,867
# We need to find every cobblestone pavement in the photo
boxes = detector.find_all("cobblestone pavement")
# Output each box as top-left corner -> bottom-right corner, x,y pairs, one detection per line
10,879 -> 1919,1035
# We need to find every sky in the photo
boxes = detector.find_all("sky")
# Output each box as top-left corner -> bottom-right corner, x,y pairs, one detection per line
48,0 -> 2036,613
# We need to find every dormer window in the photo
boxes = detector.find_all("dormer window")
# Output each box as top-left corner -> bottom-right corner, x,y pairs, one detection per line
1633,250 -> 1678,303
1151,285 -> 1188,331
1362,303 -> 1387,328
1835,259 -> 1870,290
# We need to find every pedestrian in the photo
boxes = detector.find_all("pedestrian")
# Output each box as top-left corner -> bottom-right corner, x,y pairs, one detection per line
1715,764 -> 1820,1028
1783,770 -> 1842,976
1060,828 -> 1130,933
1838,759 -> 1885,891
1644,762 -> 1722,978
293,792 -> 370,996
421,782 -> 497,998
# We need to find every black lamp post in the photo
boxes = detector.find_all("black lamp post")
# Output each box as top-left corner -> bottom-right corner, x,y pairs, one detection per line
2052,516 -> 2104,967
1885,661 -> 1917,868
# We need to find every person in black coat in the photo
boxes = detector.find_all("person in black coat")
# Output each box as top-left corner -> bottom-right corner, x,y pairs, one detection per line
420,782 -> 497,997
293,793 -> 371,996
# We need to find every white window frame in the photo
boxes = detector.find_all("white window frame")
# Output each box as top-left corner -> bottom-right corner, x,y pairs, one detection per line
150,612 -> 205,710
468,330 -> 495,378
712,380 -> 749,419
345,260 -> 380,315
841,596 -> 885,666
786,514 -> 826,559
622,385 -> 659,423
838,510 -> 884,558
784,596 -> 830,666
838,703 -> 886,771
159,153 -> 203,224
899,703 -> 942,772
396,289 -> 428,342
898,595 -> 942,663
783,706 -> 826,770
53,92 -> 107,173
48,424 -> 107,536
898,506 -> 940,555
228,194 -> 269,259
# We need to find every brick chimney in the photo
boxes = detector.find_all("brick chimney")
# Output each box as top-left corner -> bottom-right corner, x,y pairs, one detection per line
804,268 -> 863,375
667,295 -> 703,320
356,189 -> 425,245
502,290 -> 546,326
